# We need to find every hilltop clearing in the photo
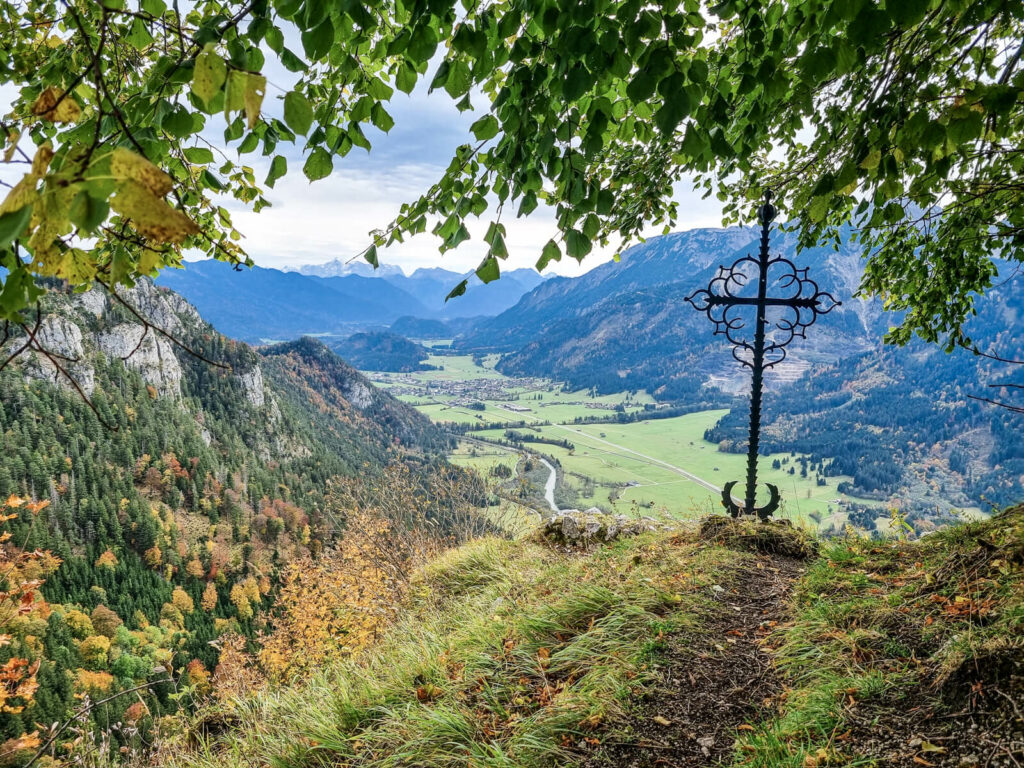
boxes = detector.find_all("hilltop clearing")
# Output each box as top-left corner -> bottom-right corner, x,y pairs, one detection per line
159,506 -> 1022,768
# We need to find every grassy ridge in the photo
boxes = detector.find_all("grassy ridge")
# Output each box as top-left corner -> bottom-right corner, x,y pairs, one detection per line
161,508 -> 1023,768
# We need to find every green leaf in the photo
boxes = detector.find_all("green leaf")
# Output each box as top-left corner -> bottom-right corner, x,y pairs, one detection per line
536,239 -> 561,271
192,48 -> 227,108
301,17 -> 334,61
126,17 -> 155,49
69,191 -> 109,234
444,60 -> 471,98
408,24 -> 439,63
947,111 -> 983,145
395,63 -> 418,94
680,124 -> 706,157
886,0 -> 930,27
808,195 -> 830,223
445,279 -> 468,302
0,205 -> 33,247
280,47 -> 307,73
564,66 -> 591,101
161,107 -> 195,138
364,244 -> 379,268
470,115 -> 500,141
265,154 -> 287,187
371,103 -> 394,133
626,71 -> 658,103
183,146 -> 215,164
475,256 -> 500,283
140,0 -> 166,15
303,147 -> 333,180
654,89 -> 690,134
566,229 -> 592,260
284,90 -> 314,135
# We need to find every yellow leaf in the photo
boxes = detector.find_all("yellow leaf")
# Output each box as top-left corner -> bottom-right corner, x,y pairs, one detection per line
31,87 -> 81,123
859,148 -> 881,170
30,143 -> 54,177
3,131 -> 20,162
192,47 -> 227,106
111,179 -> 199,244
224,70 -> 246,120
137,247 -> 164,275
0,175 -> 39,216
243,73 -> 266,129
110,147 -> 172,197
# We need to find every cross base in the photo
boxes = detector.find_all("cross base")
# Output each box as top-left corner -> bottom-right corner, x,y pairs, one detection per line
720,481 -> 781,522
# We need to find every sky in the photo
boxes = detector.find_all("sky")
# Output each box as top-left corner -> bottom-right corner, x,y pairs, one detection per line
219,70 -> 728,277
0,45 -> 728,280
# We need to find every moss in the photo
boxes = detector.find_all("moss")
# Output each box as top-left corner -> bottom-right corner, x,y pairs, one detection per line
698,515 -> 819,559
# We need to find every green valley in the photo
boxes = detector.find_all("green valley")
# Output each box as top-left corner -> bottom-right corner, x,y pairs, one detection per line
364,354 -> 882,531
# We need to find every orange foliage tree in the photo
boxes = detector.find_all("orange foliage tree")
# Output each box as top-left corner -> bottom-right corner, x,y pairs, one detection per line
0,495 -> 61,758
254,463 -> 485,682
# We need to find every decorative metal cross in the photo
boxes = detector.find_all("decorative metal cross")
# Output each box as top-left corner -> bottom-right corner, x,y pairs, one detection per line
686,191 -> 840,520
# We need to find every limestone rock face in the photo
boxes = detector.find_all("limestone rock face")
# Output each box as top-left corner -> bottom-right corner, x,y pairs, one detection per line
20,317 -> 96,396
538,510 -> 664,547
116,280 -> 199,335
343,379 -> 373,410
237,366 -> 265,408
97,324 -> 182,397
73,288 -> 107,318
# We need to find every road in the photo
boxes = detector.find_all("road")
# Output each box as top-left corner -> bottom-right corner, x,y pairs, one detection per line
549,424 -> 724,495
538,458 -> 560,513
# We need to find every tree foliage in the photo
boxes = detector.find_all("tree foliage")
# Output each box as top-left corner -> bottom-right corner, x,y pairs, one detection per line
1,0 -> 1021,350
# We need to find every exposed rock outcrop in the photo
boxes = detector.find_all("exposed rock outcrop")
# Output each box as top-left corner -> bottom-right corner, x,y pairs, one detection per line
537,509 -> 665,547
237,366 -> 265,408
19,316 -> 96,396
97,323 -> 183,397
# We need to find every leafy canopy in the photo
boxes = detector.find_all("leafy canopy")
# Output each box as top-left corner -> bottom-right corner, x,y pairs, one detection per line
0,0 -> 1021,351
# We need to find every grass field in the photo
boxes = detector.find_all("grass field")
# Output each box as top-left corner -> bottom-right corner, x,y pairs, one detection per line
364,355 -> 878,530
469,412 -> 876,528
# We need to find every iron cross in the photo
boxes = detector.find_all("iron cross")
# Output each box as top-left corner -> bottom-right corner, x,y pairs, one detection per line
686,191 -> 840,520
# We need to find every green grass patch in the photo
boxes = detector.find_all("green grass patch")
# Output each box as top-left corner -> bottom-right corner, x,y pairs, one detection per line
729,504 -> 1024,767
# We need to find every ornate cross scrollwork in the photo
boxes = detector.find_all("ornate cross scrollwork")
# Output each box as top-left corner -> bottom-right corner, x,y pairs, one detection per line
686,191 -> 840,521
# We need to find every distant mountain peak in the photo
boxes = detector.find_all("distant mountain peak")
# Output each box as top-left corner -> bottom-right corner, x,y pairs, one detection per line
295,259 -> 407,278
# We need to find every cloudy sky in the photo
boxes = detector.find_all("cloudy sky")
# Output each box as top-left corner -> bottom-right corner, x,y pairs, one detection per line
221,75 -> 727,277
0,55 -> 726,279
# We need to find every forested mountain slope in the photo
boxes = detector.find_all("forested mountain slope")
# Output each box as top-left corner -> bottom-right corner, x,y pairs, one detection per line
0,280 -> 447,757
457,226 -> 886,398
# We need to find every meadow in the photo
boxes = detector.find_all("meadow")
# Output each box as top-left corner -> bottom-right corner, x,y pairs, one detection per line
366,354 -> 879,531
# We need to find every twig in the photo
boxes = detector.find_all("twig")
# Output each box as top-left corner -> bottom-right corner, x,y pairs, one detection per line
25,678 -> 173,767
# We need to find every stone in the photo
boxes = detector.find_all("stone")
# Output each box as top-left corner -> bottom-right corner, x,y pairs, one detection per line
236,366 -> 265,408
538,510 -> 665,547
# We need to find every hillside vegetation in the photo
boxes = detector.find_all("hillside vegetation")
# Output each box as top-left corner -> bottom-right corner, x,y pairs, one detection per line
159,507 -> 1023,768
0,283 -> 457,759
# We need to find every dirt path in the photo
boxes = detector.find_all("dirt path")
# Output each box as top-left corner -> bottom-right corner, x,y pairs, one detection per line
586,553 -> 801,767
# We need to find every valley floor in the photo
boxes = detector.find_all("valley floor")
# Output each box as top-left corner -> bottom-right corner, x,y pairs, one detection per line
161,505 -> 1023,768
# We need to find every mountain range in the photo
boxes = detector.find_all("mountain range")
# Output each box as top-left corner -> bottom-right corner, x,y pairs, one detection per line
156,260 -> 547,342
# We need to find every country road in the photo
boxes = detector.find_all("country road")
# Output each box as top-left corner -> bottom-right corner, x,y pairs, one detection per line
538,458 -> 560,513
549,424 -> 723,495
